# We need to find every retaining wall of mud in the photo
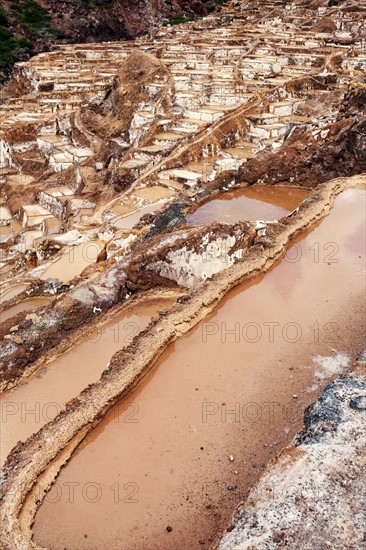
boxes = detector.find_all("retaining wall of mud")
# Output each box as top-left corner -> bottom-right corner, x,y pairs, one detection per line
0,221 -> 255,391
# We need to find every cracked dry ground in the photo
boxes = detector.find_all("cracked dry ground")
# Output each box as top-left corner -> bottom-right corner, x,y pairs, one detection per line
0,0 -> 365,549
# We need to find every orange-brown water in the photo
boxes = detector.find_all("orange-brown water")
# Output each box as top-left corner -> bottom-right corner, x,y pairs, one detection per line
0,300 -> 173,466
187,186 -> 309,225
0,284 -> 29,305
32,189 -> 365,550
0,297 -> 51,324
40,241 -> 104,283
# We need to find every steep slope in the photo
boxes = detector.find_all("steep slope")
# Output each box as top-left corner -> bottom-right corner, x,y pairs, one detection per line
0,0 -> 214,81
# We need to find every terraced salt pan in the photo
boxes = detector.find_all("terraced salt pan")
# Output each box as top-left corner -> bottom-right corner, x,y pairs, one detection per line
33,189 -> 365,549
0,299 -> 174,466
134,186 -> 176,201
188,185 -> 309,225
39,240 -> 103,283
114,199 -> 169,229
110,203 -> 136,215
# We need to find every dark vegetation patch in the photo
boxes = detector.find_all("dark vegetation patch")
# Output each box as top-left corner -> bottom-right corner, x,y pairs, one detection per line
0,1 -> 63,82
0,0 -> 223,83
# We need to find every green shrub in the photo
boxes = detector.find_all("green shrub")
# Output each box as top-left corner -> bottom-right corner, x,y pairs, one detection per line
48,27 -> 66,38
16,0 -> 52,35
167,15 -> 195,25
0,25 -> 34,81
0,26 -> 13,42
80,0 -> 112,6
0,7 -> 10,26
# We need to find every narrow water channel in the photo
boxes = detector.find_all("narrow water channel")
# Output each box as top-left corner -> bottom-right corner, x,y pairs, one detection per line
0,299 -> 174,466
31,189 -> 365,549
187,186 -> 309,225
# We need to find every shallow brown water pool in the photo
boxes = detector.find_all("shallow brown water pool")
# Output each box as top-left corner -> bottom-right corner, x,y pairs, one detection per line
0,284 -> 29,305
187,185 -> 309,225
32,189 -> 365,550
0,296 -> 51,324
0,299 -> 173,465
40,241 -> 103,283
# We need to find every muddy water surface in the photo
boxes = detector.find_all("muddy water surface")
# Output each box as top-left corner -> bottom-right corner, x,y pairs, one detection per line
188,185 -> 309,225
0,284 -> 29,305
0,297 -> 51,324
114,200 -> 168,229
33,189 -> 365,550
40,241 -> 103,283
0,299 -> 174,466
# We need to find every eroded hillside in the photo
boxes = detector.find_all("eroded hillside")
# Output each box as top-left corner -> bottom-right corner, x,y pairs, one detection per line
0,0 -> 214,81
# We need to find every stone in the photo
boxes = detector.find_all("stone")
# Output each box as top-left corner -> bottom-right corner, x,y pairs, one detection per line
144,203 -> 188,239
349,395 -> 366,412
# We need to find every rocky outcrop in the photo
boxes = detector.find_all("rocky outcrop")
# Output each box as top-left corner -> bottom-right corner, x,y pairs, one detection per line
41,0 -> 209,42
238,115 -> 366,188
80,52 -> 173,143
78,51 -> 175,189
218,368 -> 366,550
